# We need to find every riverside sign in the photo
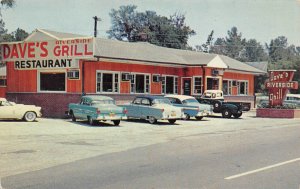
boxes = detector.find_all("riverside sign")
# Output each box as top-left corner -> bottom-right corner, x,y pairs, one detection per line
265,70 -> 298,106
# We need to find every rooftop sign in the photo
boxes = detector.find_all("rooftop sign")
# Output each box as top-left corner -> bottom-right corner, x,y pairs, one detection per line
0,37 -> 94,69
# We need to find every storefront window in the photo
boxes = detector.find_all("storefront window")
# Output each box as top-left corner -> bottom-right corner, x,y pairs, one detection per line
96,72 -> 119,93
193,77 -> 202,94
222,80 -> 232,95
130,73 -> 150,94
40,72 -> 65,92
162,76 -> 178,94
238,81 -> 248,95
207,77 -> 219,90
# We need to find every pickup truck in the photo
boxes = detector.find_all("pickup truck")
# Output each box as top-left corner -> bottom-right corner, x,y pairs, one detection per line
196,90 -> 251,118
68,95 -> 127,126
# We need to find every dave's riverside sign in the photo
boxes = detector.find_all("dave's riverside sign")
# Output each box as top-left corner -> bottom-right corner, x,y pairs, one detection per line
265,70 -> 298,106
0,37 -> 93,69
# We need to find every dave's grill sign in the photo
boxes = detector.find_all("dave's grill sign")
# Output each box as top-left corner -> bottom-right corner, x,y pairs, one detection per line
265,70 -> 298,106
0,38 -> 93,69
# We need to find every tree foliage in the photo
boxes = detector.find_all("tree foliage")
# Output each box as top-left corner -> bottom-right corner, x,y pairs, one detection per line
107,5 -> 195,49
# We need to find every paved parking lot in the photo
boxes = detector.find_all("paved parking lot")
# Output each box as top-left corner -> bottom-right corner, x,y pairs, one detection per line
0,111 -> 299,178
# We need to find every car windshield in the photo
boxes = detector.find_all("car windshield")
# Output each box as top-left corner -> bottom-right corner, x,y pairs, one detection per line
91,100 -> 115,105
183,98 -> 199,105
152,98 -> 171,105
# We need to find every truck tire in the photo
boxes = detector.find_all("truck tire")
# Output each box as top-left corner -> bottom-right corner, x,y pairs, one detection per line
233,112 -> 242,118
222,109 -> 232,118
213,101 -> 222,111
113,120 -> 120,126
23,111 -> 37,122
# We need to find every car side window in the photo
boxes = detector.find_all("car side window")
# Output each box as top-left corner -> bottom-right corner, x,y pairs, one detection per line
141,98 -> 150,106
133,98 -> 142,105
182,100 -> 187,105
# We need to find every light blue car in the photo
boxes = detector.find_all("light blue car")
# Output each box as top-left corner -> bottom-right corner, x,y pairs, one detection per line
68,95 -> 127,126
165,95 -> 213,120
121,95 -> 184,124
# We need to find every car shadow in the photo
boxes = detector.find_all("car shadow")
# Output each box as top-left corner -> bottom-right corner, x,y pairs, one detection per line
0,119 -> 39,122
125,119 -> 180,126
66,120 -> 122,127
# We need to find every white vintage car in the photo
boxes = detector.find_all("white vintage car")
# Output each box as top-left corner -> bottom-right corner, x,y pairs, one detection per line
0,98 -> 42,122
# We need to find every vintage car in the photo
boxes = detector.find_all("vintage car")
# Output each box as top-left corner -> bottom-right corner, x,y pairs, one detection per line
0,98 -> 42,122
196,90 -> 251,118
68,95 -> 127,126
121,96 -> 184,124
165,95 -> 213,120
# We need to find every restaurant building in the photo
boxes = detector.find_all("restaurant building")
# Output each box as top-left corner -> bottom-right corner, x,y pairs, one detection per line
0,65 -> 6,97
0,29 -> 265,117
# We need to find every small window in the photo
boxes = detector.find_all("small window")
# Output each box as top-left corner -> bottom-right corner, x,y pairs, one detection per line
152,74 -> 161,82
122,73 -> 132,81
67,70 -> 80,80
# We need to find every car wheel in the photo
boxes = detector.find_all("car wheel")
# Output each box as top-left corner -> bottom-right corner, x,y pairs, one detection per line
23,111 -> 37,122
233,112 -> 242,118
213,101 -> 222,111
88,116 -> 96,126
113,120 -> 120,126
168,119 -> 176,124
195,116 -> 203,120
148,116 -> 157,124
70,111 -> 76,122
222,109 -> 232,118
183,114 -> 190,120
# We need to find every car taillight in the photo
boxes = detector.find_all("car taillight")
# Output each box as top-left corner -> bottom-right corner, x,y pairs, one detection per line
96,109 -> 101,114
161,109 -> 164,112
123,109 -> 128,114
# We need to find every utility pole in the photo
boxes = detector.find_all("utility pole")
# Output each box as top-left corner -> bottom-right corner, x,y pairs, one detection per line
93,16 -> 101,37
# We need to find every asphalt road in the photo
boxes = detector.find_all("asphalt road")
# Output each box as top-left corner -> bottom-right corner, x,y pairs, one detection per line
2,118 -> 300,189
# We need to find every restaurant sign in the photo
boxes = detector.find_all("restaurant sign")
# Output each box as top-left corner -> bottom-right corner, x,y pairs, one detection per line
265,70 -> 298,106
0,37 -> 93,69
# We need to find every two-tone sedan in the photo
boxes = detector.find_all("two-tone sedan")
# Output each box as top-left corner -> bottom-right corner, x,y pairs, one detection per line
122,96 -> 184,124
165,95 -> 213,120
68,95 -> 127,126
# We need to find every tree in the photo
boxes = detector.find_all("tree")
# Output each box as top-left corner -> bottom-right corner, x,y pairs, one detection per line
107,5 -> 195,49
210,37 -> 227,55
0,0 -> 15,42
240,39 -> 268,62
201,30 -> 214,53
12,28 -> 29,41
224,27 -> 245,60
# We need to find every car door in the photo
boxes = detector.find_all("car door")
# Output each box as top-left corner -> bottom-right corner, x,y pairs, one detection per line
140,98 -> 151,119
127,98 -> 142,118
0,101 -> 16,119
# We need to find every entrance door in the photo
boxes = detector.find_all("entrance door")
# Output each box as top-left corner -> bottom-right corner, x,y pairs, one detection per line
183,78 -> 191,96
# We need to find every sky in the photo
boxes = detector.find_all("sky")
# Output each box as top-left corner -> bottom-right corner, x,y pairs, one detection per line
2,0 -> 300,47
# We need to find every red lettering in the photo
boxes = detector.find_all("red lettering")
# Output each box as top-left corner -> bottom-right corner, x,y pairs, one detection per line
74,45 -> 82,56
62,45 -> 69,56
84,44 -> 93,56
53,46 -> 61,56
2,44 -> 11,59
40,42 -> 48,57
27,42 -> 35,58
18,43 -> 27,58
10,44 -> 19,58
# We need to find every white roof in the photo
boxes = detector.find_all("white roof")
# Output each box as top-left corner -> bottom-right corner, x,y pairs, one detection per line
165,94 -> 196,101
0,98 -> 7,101
287,94 -> 300,98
